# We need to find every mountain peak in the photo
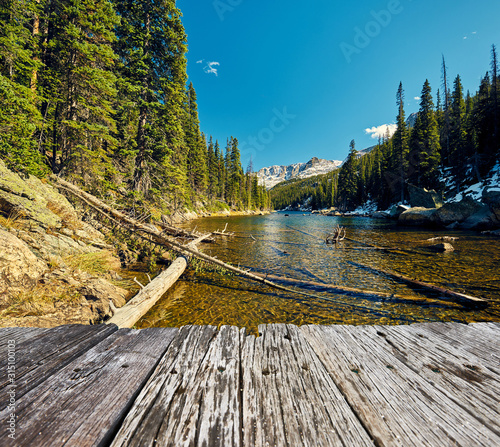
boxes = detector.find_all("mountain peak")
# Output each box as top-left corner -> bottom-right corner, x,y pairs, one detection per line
257,157 -> 342,189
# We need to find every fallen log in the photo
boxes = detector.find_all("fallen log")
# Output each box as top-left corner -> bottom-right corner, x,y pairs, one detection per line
107,256 -> 187,328
247,272 -> 443,303
348,260 -> 487,306
51,176 -> 325,301
107,234 -> 212,328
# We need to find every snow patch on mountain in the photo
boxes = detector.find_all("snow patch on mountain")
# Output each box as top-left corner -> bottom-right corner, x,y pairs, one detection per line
257,157 -> 342,190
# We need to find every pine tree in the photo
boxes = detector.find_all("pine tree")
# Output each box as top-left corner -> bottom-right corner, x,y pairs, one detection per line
0,0 -> 45,176
441,55 -> 451,165
409,80 -> 441,189
38,0 -> 119,187
449,75 -> 466,193
226,137 -> 243,206
392,82 -> 409,201
114,0 -> 188,197
184,82 -> 208,193
338,140 -> 358,210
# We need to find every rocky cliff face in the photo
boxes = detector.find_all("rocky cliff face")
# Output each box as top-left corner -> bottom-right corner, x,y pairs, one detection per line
257,157 -> 342,189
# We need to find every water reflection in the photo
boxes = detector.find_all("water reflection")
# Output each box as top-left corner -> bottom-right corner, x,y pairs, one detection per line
136,212 -> 500,333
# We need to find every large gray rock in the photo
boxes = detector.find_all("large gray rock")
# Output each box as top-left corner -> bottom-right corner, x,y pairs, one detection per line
0,229 -> 47,295
389,204 -> 410,219
408,184 -> 443,209
433,197 -> 486,226
482,188 -> 500,221
398,207 -> 438,226
461,206 -> 500,230
77,277 -> 127,321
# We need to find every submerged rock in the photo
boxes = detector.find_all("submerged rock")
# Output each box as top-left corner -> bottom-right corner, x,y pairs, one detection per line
424,242 -> 455,252
372,211 -> 390,219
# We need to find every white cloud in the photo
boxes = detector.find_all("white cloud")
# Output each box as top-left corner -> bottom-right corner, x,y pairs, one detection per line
204,61 -> 220,76
197,59 -> 220,76
414,96 -> 421,101
365,124 -> 397,140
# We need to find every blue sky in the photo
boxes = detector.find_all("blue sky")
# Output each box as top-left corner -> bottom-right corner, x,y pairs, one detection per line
178,0 -> 500,170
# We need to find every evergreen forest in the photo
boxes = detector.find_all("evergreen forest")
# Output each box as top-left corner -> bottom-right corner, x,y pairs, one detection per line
271,52 -> 500,211
0,0 -> 270,217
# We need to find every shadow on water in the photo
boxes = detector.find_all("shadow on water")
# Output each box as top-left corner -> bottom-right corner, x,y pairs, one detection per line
136,212 -> 500,334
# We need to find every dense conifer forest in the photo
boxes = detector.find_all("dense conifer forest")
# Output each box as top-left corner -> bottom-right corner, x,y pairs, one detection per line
0,0 -> 270,216
272,51 -> 500,211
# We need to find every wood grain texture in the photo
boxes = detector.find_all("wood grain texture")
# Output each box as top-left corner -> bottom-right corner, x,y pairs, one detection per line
359,324 -> 500,436
0,324 -> 117,399
111,325 -> 242,447
0,327 -> 48,348
241,324 -> 374,447
403,322 -> 500,374
0,327 -> 177,447
301,324 -> 500,447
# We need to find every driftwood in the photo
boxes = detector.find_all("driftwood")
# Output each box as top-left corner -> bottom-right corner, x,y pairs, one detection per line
107,234 -> 213,328
348,261 -> 487,306
51,176 -> 325,301
212,223 -> 256,240
249,272 -> 442,303
326,225 -> 346,244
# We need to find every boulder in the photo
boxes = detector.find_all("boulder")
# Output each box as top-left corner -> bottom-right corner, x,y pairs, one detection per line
78,277 -> 127,321
423,243 -> 454,252
433,197 -> 486,226
482,188 -> 500,221
372,211 -> 390,219
0,229 -> 48,295
461,206 -> 499,230
398,207 -> 438,226
408,184 -> 443,209
389,204 -> 410,219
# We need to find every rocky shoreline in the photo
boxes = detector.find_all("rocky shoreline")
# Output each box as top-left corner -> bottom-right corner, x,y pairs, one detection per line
0,161 -> 135,328
0,161 -> 271,328
303,185 -> 500,234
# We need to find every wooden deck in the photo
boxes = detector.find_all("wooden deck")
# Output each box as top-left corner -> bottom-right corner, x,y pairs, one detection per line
1,322 -> 499,446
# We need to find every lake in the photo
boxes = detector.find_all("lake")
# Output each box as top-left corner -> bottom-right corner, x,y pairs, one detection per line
135,212 -> 500,334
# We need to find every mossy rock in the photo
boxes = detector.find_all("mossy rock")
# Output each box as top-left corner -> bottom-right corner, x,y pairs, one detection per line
0,159 -> 78,229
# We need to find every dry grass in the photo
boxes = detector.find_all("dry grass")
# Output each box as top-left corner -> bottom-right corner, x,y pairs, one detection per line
0,210 -> 27,230
63,250 -> 119,276
46,200 -> 83,230
1,283 -> 80,318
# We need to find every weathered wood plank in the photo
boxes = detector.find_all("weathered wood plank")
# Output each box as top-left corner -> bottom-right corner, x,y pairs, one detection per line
0,324 -> 117,399
301,324 -> 500,446
0,327 -> 178,446
111,325 -> 241,447
357,325 -> 500,436
403,322 -> 500,374
0,327 -> 48,347
241,324 -> 374,447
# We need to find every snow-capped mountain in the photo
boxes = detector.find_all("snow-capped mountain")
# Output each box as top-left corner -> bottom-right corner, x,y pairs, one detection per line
257,157 -> 342,190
